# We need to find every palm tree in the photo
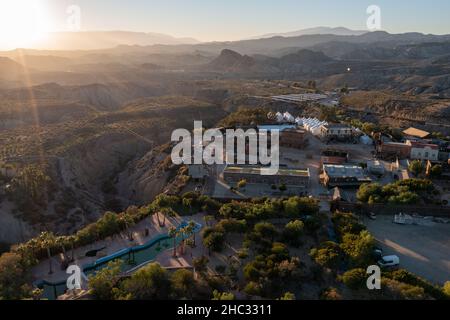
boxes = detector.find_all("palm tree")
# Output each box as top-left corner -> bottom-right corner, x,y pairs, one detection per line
39,232 -> 56,274
122,214 -> 135,241
68,235 -> 76,262
55,236 -> 68,262
179,226 -> 188,256
187,221 -> 197,247
203,215 -> 214,227
161,208 -> 175,228
168,227 -> 178,258
154,211 -> 162,227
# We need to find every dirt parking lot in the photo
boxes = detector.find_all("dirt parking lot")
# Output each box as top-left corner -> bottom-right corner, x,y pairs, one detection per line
365,215 -> 450,285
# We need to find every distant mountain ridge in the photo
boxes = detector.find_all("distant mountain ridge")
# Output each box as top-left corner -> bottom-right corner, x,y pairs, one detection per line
31,31 -> 200,51
250,26 -> 368,39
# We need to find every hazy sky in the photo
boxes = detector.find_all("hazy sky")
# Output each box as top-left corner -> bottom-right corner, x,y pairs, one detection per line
41,0 -> 450,40
2,0 -> 450,44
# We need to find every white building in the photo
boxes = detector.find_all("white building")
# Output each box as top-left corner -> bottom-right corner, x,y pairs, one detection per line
283,112 -> 295,123
320,124 -> 354,139
275,112 -> 284,123
406,140 -> 439,161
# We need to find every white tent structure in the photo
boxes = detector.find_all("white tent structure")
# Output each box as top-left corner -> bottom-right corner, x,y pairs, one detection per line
283,112 -> 295,123
298,117 -> 327,136
275,112 -> 284,123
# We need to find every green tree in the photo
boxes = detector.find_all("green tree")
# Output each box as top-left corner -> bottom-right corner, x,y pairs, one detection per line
39,232 -> 56,274
88,260 -> 122,300
168,227 -> 178,257
310,242 -> 342,270
443,281 -> 450,298
340,230 -> 375,267
283,220 -> 304,246
279,292 -> 296,300
253,222 -> 277,242
430,165 -> 443,178
171,269 -> 196,299
0,252 -> 32,300
341,268 -> 367,290
409,160 -> 424,177
357,183 -> 382,203
237,179 -> 247,189
203,231 -> 225,254
212,290 -> 235,300
120,263 -> 171,300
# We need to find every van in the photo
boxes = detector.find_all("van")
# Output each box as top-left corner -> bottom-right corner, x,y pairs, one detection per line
378,255 -> 400,268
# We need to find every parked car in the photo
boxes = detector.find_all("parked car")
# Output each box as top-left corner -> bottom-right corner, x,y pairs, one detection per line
373,247 -> 383,260
378,255 -> 400,268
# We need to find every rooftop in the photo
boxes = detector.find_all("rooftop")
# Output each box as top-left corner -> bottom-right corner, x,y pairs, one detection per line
407,140 -> 439,150
323,164 -> 370,180
403,127 -> 430,139
322,123 -> 352,129
225,166 -> 310,177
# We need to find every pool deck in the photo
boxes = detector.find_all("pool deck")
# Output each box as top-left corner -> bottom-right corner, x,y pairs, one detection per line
31,213 -> 204,285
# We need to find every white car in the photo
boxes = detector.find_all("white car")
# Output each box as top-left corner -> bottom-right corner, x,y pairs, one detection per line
378,255 -> 400,268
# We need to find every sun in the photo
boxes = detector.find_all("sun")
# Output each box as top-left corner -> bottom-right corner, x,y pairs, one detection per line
0,0 -> 50,50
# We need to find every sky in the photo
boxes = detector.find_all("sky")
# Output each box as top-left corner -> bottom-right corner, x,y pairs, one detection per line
1,0 -> 450,49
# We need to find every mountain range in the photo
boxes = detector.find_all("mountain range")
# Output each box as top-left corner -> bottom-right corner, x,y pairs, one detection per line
30,31 -> 200,51
249,26 -> 368,39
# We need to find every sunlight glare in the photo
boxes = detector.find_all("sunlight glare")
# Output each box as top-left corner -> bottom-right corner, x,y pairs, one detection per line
0,0 -> 50,49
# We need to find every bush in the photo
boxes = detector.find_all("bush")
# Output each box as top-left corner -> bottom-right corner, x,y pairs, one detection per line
332,212 -> 365,239
341,268 -> 367,290
444,281 -> 450,298
340,230 -> 375,267
320,287 -> 343,300
283,197 -> 319,217
310,242 -> 342,270
171,269 -> 196,299
120,263 -> 171,300
203,231 -> 226,253
387,269 -> 447,300
409,160 -> 424,176
88,260 -> 122,300
212,290 -> 235,300
382,278 -> 426,300
279,292 -> 296,300
244,281 -> 261,296
0,252 -> 32,300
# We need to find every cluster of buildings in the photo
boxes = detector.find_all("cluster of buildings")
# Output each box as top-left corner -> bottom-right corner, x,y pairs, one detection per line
186,117 -> 450,201
377,127 -> 449,163
321,164 -> 372,188
223,166 -> 311,190
272,112 -> 357,142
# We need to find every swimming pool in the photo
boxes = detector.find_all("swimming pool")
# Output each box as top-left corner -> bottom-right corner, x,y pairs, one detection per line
36,220 -> 202,300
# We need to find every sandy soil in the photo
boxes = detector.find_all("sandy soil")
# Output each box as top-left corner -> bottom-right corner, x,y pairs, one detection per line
365,215 -> 450,285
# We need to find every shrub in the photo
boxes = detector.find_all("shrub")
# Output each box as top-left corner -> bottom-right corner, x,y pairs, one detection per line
341,268 -> 367,290
279,292 -> 296,300
120,263 -> 171,300
340,230 -> 375,267
203,232 -> 226,253
0,252 -> 32,300
310,242 -> 342,270
283,220 -> 304,246
88,260 -> 122,300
